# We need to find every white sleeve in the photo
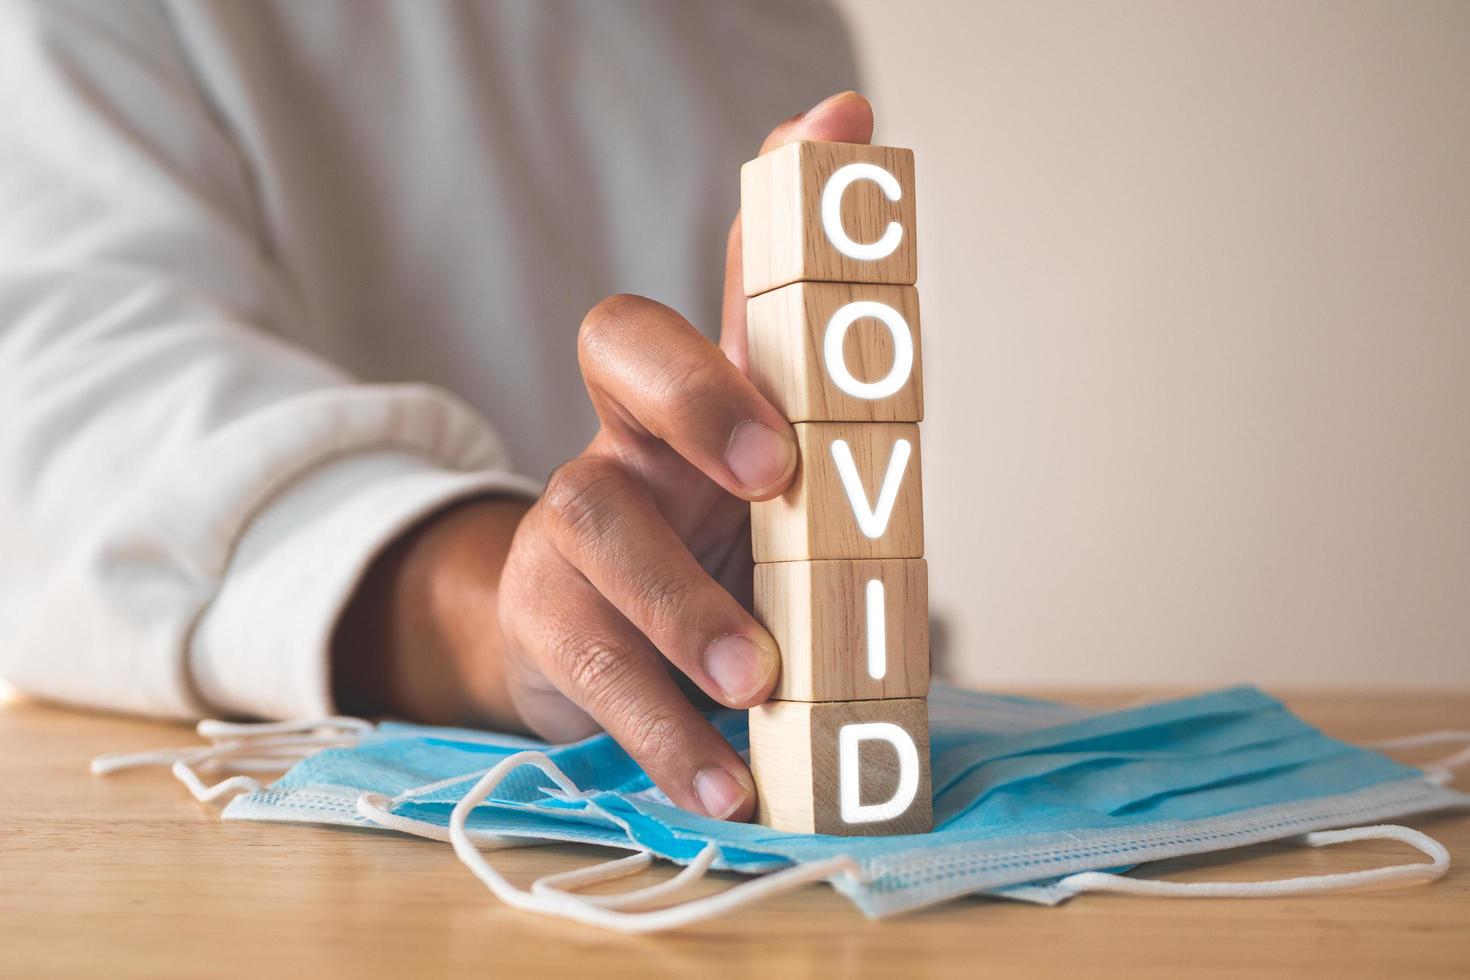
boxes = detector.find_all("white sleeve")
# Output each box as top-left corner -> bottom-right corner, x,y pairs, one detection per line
0,2 -> 540,719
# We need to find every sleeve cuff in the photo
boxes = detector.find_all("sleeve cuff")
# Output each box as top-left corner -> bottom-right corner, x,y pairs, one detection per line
188,449 -> 541,719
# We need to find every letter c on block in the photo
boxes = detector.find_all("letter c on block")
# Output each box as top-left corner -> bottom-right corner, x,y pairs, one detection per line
838,722 -> 920,824
823,301 -> 914,400
820,163 -> 903,261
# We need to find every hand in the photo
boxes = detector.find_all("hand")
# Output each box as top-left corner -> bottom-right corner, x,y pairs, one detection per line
335,92 -> 876,821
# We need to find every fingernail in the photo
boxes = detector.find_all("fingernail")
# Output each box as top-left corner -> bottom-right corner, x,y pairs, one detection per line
726,420 -> 796,493
694,767 -> 750,821
806,90 -> 859,116
705,634 -> 776,703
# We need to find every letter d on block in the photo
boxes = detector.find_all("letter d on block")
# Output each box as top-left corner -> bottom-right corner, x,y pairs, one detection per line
748,699 -> 931,834
839,722 -> 920,824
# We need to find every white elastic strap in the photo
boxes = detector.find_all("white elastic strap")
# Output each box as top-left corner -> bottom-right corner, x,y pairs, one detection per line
531,845 -> 721,911
352,750 -> 862,934
170,759 -> 265,802
1055,824 -> 1449,898
354,788 -> 543,850
92,715 -> 371,803
357,782 -> 699,881
91,733 -> 344,776
195,716 -> 373,739
90,746 -> 202,774
1369,731 -> 1470,786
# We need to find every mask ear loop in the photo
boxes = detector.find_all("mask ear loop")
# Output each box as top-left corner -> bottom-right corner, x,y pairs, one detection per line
355,773 -> 717,896
194,716 -> 375,739
355,774 -> 545,850
449,752 -> 862,933
529,844 -> 721,911
92,716 -> 371,802
351,749 -> 862,934
1368,730 -> 1470,786
1052,823 -> 1450,899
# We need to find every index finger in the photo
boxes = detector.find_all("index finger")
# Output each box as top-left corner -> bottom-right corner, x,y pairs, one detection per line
579,293 -> 797,501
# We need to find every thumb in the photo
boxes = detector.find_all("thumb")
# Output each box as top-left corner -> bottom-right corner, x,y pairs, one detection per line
760,90 -> 875,154
721,92 -> 876,364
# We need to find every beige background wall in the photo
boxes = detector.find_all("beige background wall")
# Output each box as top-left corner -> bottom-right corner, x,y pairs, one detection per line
834,0 -> 1469,690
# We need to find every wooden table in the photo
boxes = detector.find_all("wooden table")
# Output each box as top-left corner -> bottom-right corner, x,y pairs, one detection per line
2,689 -> 1466,979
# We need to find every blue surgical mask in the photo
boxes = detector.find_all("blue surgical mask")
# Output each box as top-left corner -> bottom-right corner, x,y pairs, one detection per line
97,685 -> 1469,931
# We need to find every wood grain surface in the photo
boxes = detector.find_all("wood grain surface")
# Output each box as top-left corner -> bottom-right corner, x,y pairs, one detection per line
740,140 -> 918,297
749,696 -> 932,836
2,689 -> 1467,979
746,281 -> 924,423
751,422 -> 924,562
755,558 -> 929,702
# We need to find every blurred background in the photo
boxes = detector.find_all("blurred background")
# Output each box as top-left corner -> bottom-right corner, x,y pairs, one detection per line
835,0 -> 1469,690
0,1 -> 1462,708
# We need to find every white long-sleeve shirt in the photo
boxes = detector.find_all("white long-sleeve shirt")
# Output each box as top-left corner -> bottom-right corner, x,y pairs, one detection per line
0,0 -> 857,720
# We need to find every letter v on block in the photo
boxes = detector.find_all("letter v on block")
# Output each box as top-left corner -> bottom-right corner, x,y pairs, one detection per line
830,436 -> 911,539
751,422 -> 924,562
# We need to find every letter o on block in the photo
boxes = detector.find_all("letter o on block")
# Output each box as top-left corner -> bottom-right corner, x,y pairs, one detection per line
823,301 -> 914,401
745,282 -> 923,423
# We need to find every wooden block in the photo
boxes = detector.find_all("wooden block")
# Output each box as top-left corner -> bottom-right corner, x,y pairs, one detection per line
741,141 -> 917,297
749,697 -> 932,835
757,559 -> 929,702
751,422 -> 923,562
747,282 -> 923,423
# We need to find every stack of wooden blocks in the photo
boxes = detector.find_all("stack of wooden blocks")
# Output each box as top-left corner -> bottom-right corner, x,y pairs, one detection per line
741,140 -> 932,836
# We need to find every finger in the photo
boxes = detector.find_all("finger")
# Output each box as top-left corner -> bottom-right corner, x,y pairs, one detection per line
760,89 -> 875,155
578,293 -> 796,500
542,455 -> 779,709
721,91 -> 877,362
519,536 -> 757,821
721,215 -> 750,372
496,522 -> 604,742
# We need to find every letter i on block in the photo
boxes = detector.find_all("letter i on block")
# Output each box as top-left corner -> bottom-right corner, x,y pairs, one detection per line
741,139 -> 932,836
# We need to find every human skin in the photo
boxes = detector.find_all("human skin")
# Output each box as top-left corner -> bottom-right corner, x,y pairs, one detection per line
334,92 -> 877,823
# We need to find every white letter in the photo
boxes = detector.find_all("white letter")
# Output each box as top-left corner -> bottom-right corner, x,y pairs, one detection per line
820,163 -> 903,261
830,437 -> 912,539
866,578 -> 886,680
823,301 -> 914,400
839,722 -> 920,824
